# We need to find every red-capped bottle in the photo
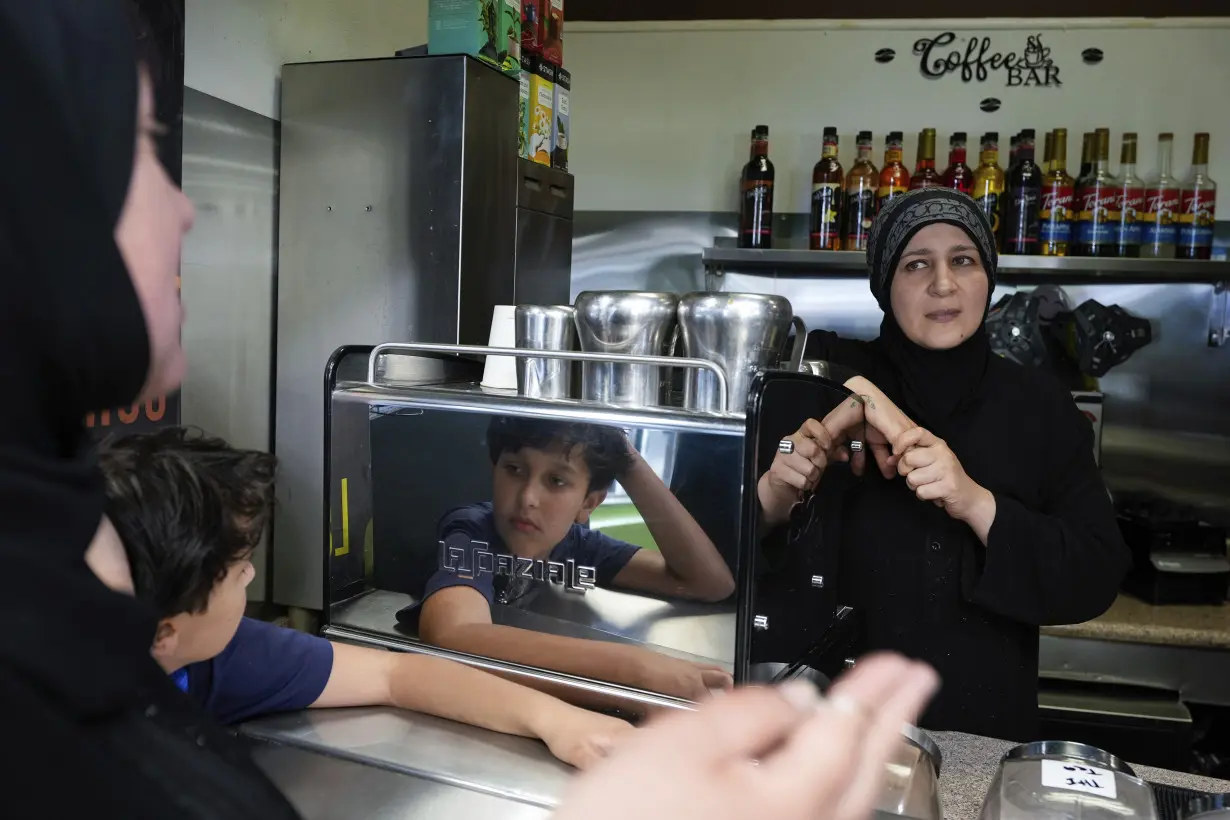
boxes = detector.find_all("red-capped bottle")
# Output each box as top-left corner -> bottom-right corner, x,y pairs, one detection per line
941,132 -> 974,195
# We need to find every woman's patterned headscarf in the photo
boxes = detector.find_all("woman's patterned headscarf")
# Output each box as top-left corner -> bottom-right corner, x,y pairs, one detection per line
867,188 -> 998,311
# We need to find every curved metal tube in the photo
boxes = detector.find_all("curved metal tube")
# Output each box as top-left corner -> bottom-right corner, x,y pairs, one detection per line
367,342 -> 731,413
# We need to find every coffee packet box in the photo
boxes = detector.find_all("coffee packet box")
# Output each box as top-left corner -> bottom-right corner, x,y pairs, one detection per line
551,67 -> 570,171
527,57 -> 555,166
428,0 -> 521,77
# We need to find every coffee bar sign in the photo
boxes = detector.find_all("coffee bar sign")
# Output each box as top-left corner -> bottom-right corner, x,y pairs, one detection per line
913,32 -> 1062,88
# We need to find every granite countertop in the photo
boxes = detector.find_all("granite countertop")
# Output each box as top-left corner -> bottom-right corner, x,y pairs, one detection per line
1041,594 -> 1230,649
935,731 -> 1230,820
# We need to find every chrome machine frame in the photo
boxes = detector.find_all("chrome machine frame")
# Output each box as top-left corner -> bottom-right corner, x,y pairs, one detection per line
318,341 -> 943,777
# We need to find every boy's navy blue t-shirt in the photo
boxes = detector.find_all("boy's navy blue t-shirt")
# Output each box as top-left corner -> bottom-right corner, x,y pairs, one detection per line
405,502 -> 640,614
174,617 -> 334,725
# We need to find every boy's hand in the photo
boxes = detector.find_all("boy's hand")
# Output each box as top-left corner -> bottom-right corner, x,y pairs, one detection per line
636,652 -> 734,701
539,708 -> 635,770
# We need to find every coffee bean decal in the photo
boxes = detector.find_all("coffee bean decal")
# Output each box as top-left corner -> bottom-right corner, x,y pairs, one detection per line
979,97 -> 1002,113
1081,47 -> 1104,65
874,47 -> 896,64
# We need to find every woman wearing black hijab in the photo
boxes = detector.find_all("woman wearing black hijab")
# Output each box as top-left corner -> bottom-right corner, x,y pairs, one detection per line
0,1 -> 299,816
758,188 -> 1130,741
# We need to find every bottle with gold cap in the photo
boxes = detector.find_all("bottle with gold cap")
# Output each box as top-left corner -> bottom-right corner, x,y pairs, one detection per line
1041,128 -> 1075,257
1141,133 -> 1180,260
972,132 -> 1006,248
1042,130 -> 1055,174
1116,133 -> 1144,258
910,128 -> 941,190
1178,132 -> 1217,260
1074,128 -> 1120,257
1078,132 -> 1093,181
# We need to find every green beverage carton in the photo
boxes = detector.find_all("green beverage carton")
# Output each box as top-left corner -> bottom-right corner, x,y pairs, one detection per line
551,67 -> 570,171
428,0 -> 521,77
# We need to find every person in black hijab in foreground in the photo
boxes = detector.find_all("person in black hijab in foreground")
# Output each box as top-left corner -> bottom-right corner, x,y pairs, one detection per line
758,188 -> 1130,741
0,1 -> 299,816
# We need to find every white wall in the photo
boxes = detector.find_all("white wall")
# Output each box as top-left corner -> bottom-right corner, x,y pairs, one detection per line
565,18 -> 1230,214
185,0 -> 430,119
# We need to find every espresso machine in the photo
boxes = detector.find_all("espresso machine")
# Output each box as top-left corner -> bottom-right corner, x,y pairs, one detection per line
236,335 -> 943,820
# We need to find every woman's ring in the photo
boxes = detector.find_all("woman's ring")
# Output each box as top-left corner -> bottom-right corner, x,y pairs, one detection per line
778,439 -> 795,455
848,440 -> 864,453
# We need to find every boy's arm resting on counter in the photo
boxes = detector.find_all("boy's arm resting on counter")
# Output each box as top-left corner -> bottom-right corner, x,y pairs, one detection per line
312,641 -> 631,768
610,452 -> 735,603
418,585 -> 731,703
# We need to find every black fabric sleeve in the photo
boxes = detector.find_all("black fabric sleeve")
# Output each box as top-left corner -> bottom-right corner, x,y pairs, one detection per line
963,398 -> 1130,626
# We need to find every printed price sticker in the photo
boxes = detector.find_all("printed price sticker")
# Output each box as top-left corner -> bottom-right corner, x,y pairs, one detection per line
1040,759 -> 1118,800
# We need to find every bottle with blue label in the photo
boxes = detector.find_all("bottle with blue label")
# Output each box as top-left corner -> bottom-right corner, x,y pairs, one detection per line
1115,134 -> 1143,258
1178,133 -> 1217,261
1040,128 -> 1075,256
1074,128 -> 1120,257
1141,133 -> 1179,260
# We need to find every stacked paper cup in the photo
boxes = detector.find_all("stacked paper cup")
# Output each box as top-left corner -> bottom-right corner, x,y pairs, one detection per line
480,305 -> 518,389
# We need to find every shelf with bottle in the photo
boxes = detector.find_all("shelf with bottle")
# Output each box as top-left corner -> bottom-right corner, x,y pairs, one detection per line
701,245 -> 1230,284
773,127 -> 1218,261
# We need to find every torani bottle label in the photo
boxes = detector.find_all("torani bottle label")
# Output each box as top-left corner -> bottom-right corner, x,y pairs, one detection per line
1141,187 -> 1180,247
1040,183 -> 1074,246
1076,184 -> 1120,248
1178,189 -> 1216,254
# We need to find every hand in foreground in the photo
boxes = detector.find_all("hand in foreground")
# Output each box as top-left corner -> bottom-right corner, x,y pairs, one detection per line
554,654 -> 939,820
540,708 -> 635,771
892,427 -> 995,537
637,652 -> 734,702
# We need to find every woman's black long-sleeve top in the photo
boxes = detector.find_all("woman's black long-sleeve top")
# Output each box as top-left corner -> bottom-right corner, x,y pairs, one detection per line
798,330 -> 1131,742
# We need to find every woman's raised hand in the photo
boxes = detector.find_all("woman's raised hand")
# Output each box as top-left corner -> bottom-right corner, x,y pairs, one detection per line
758,397 -> 866,526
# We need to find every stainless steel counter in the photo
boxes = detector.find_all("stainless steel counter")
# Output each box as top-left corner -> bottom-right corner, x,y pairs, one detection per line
251,742 -> 550,819
243,708 -> 1230,820
242,707 -> 568,819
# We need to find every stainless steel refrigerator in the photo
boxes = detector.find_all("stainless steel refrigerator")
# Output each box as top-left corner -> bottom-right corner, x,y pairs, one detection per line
274,54 -> 574,610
